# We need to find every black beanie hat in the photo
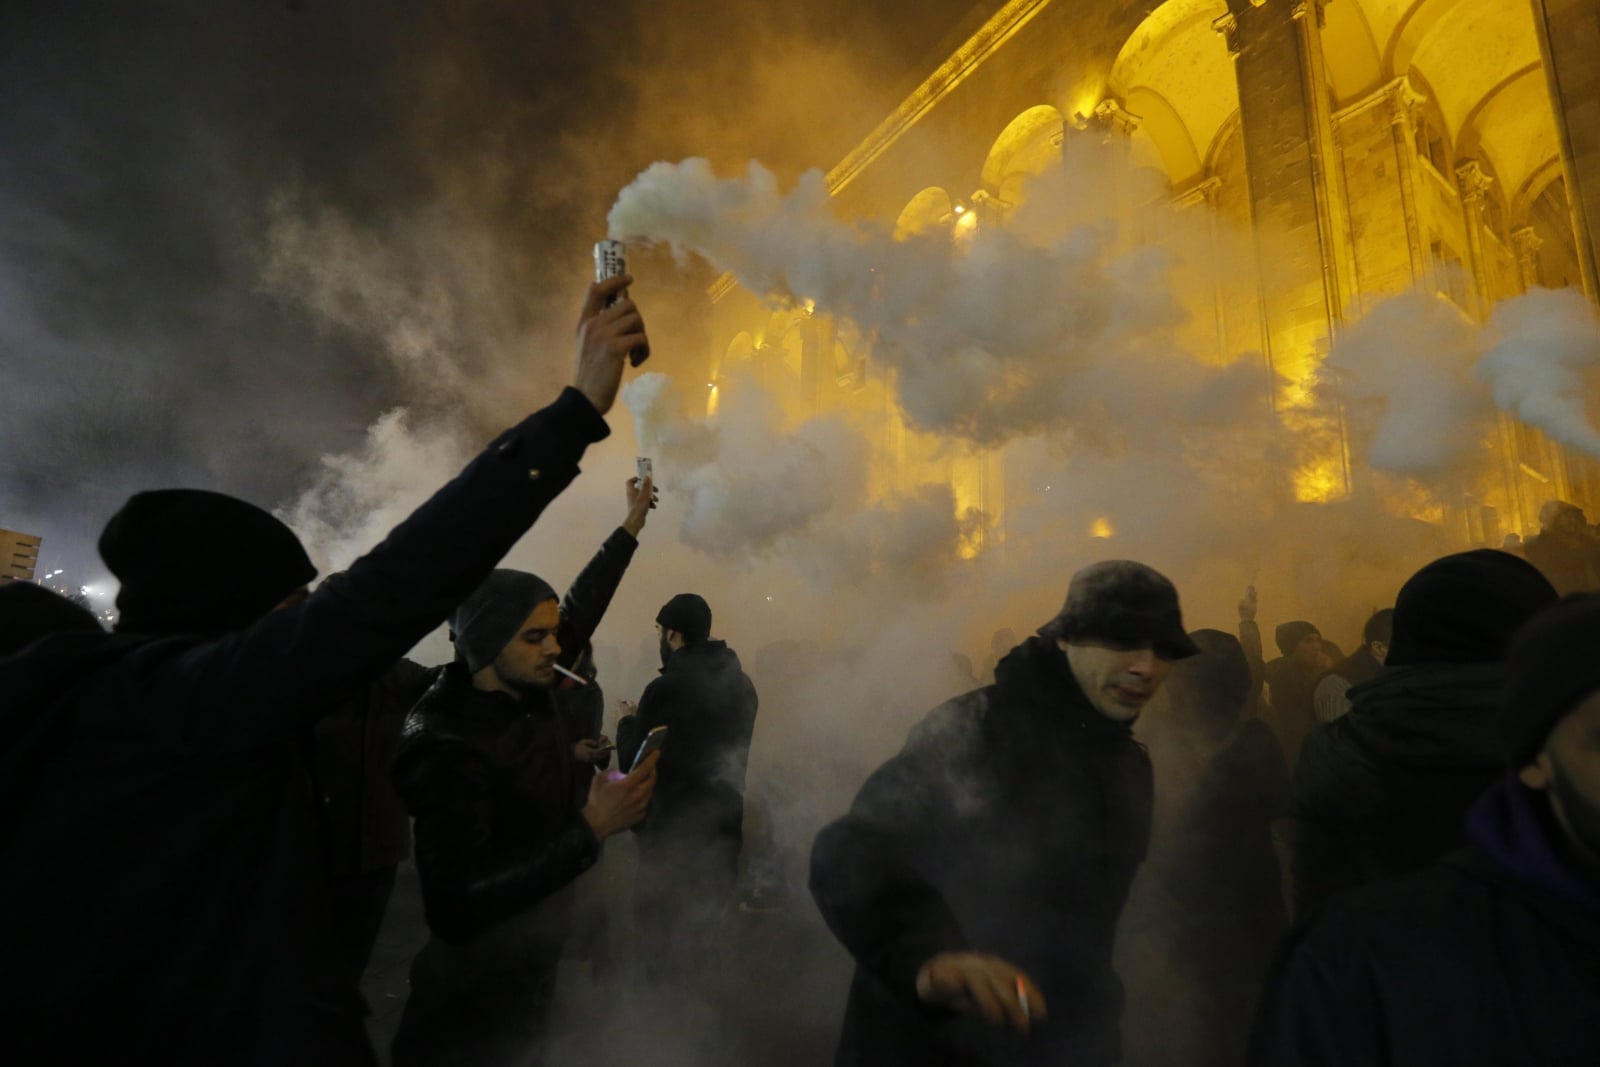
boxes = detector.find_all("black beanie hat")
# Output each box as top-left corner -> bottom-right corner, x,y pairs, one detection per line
1386,550 -> 1557,668
1040,560 -> 1201,660
100,489 -> 316,635
656,593 -> 712,644
1504,594 -> 1600,767
451,569 -> 559,674
1274,620 -> 1320,657
0,582 -> 103,656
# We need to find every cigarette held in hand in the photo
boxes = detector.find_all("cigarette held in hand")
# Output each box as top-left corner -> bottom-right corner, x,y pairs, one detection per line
1015,976 -> 1031,1024
551,663 -> 587,685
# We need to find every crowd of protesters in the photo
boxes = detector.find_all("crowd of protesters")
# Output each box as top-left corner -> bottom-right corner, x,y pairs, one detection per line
1,267 -> 1598,1067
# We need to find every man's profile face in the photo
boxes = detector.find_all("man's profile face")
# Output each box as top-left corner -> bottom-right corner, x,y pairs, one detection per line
1292,632 -> 1324,667
1524,690 -> 1600,866
488,599 -> 562,694
1061,639 -> 1173,724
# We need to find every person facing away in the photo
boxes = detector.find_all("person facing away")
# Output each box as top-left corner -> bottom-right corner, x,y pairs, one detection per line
809,559 -> 1200,1067
1287,549 -> 1558,921
388,568 -> 659,1067
616,592 -> 759,980
0,270 -> 646,1067
1150,628 -> 1289,1067
1311,607 -> 1393,725
1251,593 -> 1600,1066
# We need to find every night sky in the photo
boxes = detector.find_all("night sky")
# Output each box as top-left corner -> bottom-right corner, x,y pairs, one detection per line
0,0 -> 985,579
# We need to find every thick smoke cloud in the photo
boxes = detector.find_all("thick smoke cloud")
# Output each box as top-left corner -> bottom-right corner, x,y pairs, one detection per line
607,154 -> 1274,449
1325,286 -> 1600,478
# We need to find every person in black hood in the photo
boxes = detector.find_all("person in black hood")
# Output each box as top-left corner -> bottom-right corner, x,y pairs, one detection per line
1131,628 -> 1287,1067
0,272 -> 647,1067
1250,594 -> 1600,1066
616,592 -> 759,988
810,560 -> 1199,1067
389,567 -> 659,1067
1286,549 -> 1558,920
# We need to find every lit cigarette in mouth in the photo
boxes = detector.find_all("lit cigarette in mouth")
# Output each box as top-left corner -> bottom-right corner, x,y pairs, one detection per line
551,663 -> 587,685
1015,976 -> 1031,1024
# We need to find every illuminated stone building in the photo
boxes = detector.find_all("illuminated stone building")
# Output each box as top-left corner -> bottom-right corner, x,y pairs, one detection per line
707,0 -> 1600,551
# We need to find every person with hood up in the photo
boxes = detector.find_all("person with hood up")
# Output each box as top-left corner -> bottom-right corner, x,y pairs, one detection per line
1143,629 -> 1289,1067
1286,550 -> 1558,921
388,567 -> 659,1066
809,560 -> 1199,1067
616,592 -> 759,986
1250,594 -> 1600,1066
0,272 -> 647,1067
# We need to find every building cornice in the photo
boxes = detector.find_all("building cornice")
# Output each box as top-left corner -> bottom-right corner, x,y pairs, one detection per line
709,0 -> 1057,302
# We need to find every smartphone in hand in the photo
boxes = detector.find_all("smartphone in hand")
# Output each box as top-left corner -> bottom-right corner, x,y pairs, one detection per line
630,725 -> 668,773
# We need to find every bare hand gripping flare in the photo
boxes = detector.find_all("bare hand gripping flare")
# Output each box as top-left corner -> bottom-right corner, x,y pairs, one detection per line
595,239 -> 650,367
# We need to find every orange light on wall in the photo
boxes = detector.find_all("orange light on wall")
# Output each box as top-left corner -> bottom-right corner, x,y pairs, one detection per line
1089,516 -> 1115,538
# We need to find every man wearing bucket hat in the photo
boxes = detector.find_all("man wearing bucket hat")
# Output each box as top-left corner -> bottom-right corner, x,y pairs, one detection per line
811,560 -> 1199,1067
1250,594 -> 1600,1065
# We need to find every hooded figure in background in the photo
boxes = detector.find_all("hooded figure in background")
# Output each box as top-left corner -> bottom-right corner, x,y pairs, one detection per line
1251,594 -> 1600,1066
1261,620 -> 1326,767
1286,549 -> 1558,920
810,560 -> 1198,1067
616,592 -> 759,990
1122,628 -> 1288,1067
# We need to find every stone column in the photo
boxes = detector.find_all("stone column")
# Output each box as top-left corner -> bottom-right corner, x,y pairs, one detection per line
1530,0 -> 1600,299
1456,160 -> 1497,319
1513,226 -> 1546,291
1218,0 -> 1352,498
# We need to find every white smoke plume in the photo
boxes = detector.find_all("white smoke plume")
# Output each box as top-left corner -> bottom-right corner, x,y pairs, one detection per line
1478,286 -> 1600,457
1325,286 -> 1600,476
607,155 -> 1268,450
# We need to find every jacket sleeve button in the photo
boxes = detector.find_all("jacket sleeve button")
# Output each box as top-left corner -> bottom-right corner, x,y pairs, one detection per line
528,469 -> 541,480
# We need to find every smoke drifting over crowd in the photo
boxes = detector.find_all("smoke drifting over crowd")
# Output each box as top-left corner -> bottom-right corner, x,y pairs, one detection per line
8,3 -> 1600,1064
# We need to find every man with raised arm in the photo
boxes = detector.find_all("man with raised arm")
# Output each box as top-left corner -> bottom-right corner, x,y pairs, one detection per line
0,272 -> 647,1067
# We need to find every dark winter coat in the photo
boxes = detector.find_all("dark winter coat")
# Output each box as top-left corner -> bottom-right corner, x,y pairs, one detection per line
620,638 -> 758,843
0,388 -> 608,1067
1251,778 -> 1600,1066
1262,656 -> 1319,765
1287,661 -> 1506,920
1162,717 -> 1289,952
809,635 -> 1153,1067
314,658 -> 437,880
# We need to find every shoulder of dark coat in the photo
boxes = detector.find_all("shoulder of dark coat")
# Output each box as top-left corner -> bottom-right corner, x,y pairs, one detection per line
1291,859 -> 1493,971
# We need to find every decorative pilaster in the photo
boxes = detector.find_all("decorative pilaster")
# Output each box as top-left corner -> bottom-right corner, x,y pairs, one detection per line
1513,227 -> 1545,291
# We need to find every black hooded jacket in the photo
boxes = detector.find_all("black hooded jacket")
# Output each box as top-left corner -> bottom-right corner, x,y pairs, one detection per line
0,388 -> 607,1067
620,638 -> 758,842
1287,662 -> 1506,919
809,635 -> 1153,1067
1252,779 -> 1600,1066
